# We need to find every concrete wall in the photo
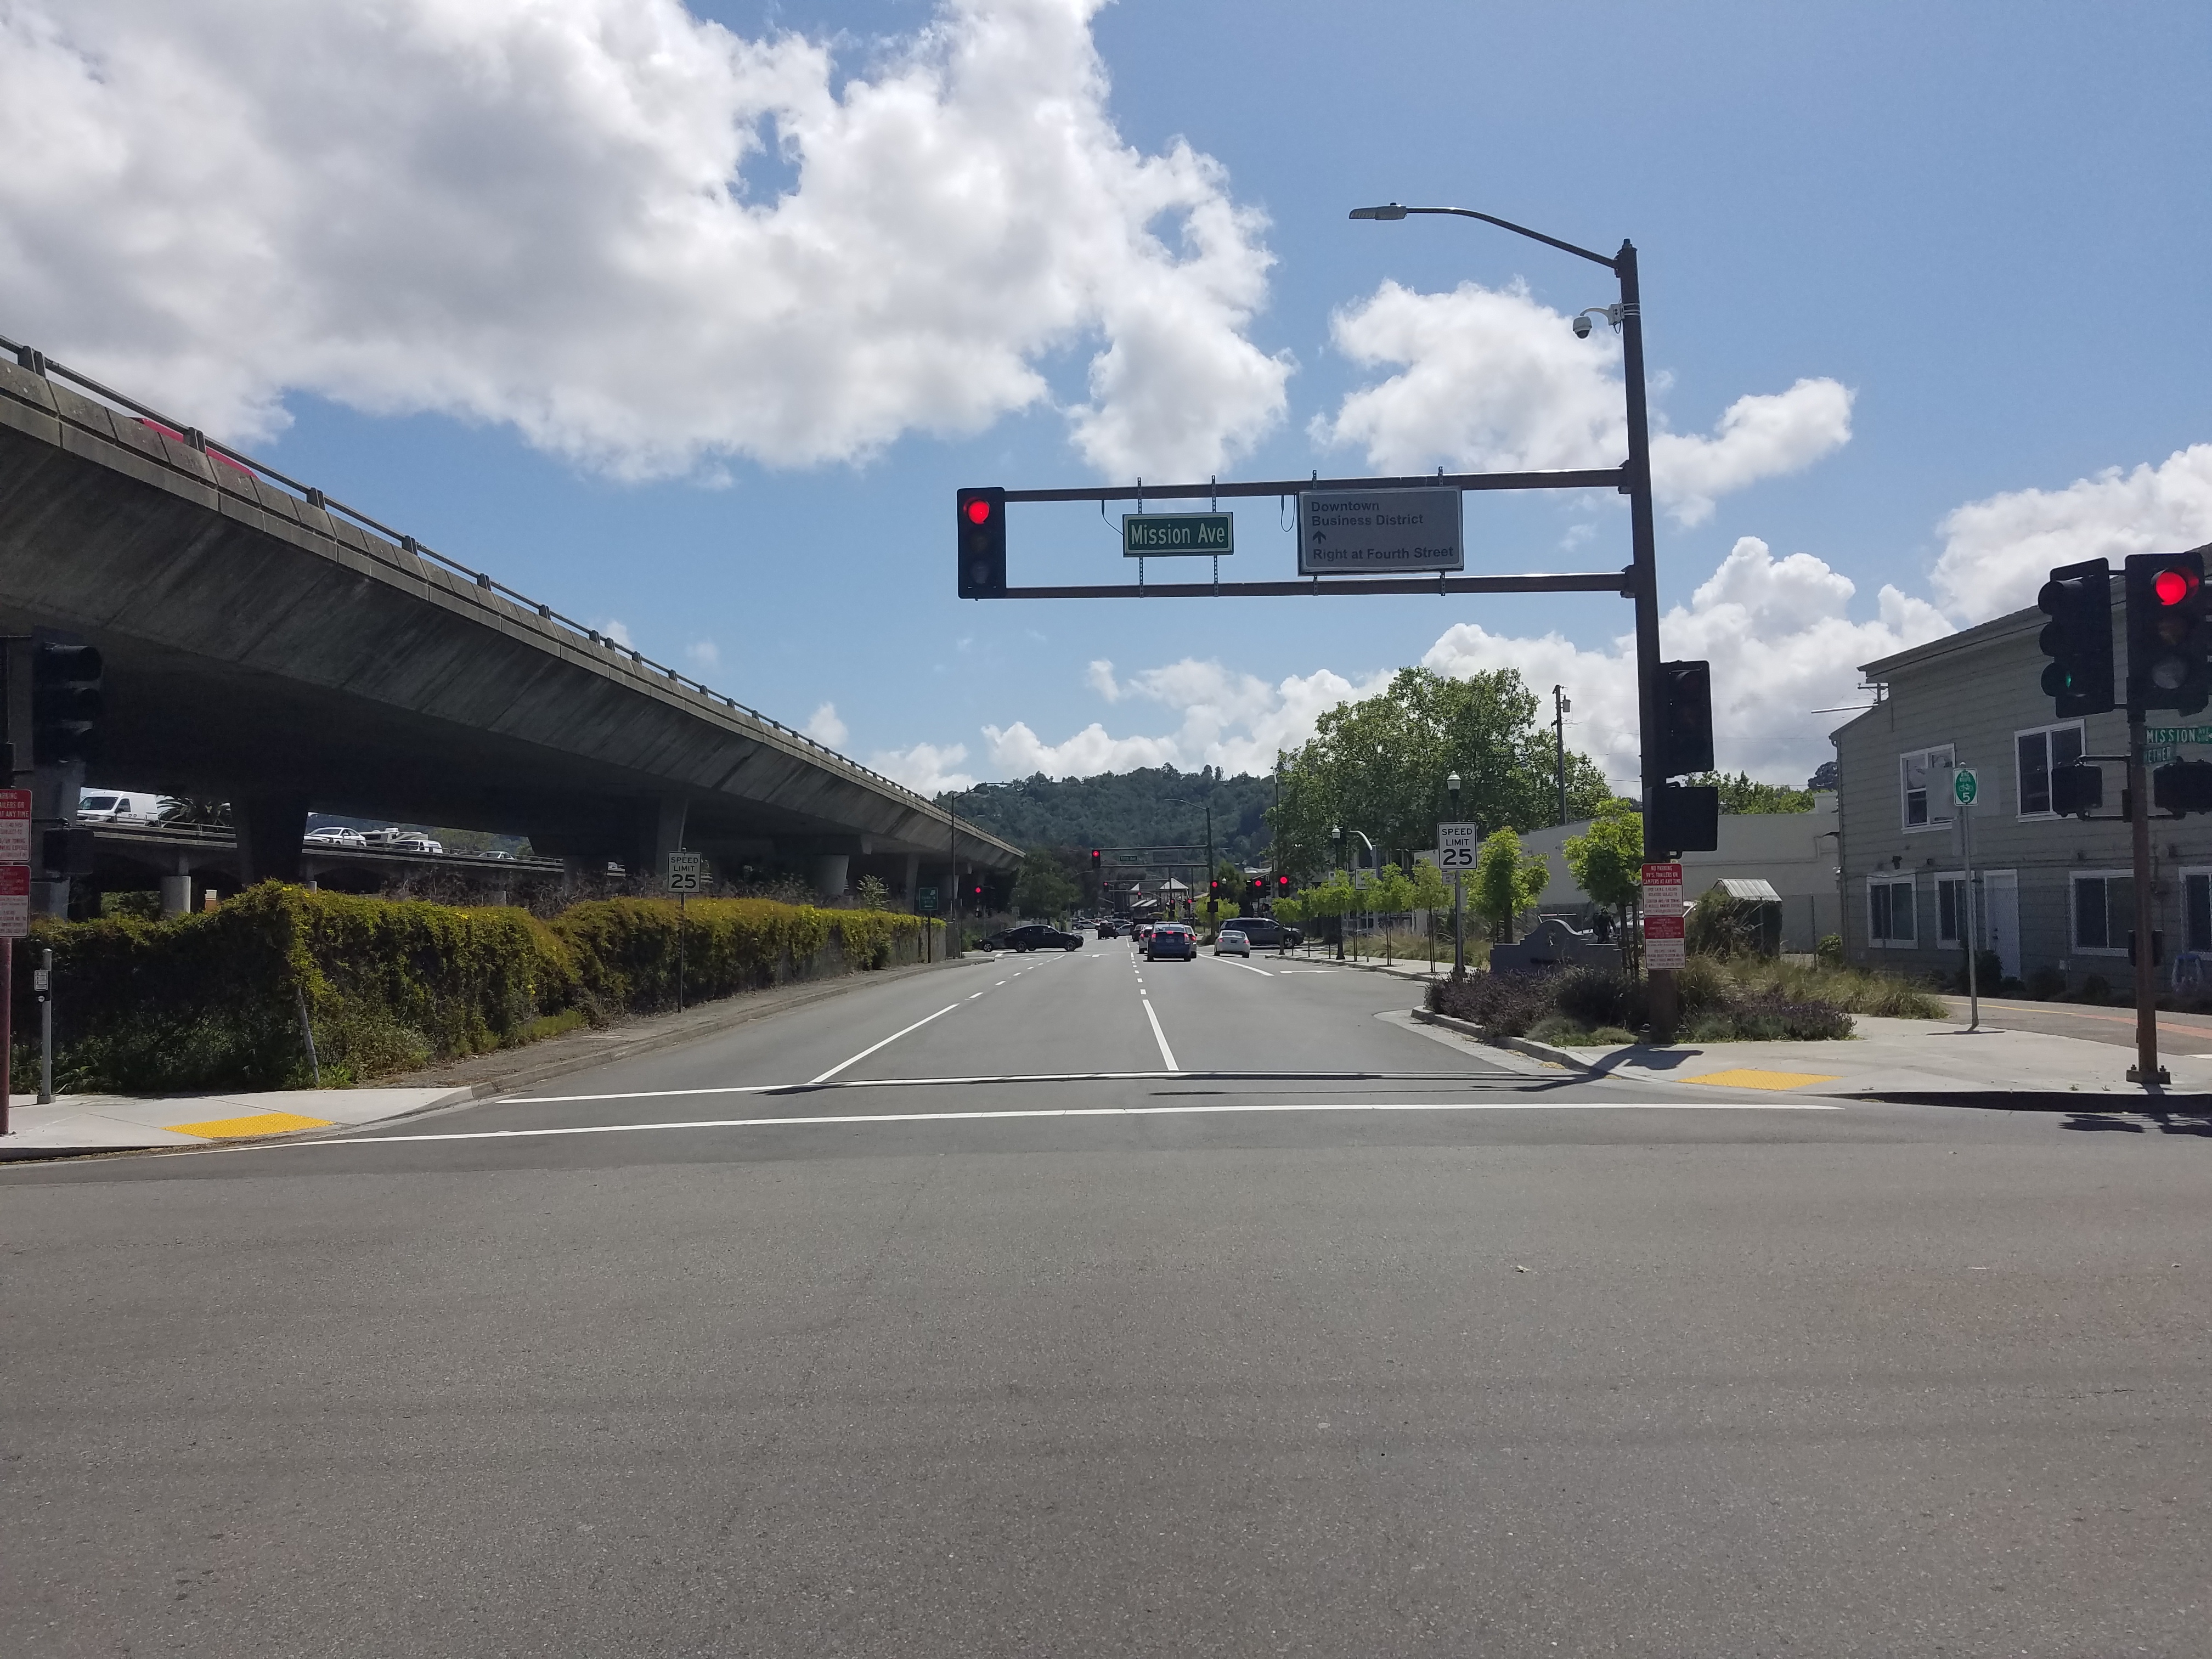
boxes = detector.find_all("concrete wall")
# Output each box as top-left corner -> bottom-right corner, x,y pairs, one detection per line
1517,794 -> 1842,951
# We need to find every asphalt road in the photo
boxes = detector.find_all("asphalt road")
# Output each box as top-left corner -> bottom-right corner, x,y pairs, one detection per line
5,941 -> 2209,1656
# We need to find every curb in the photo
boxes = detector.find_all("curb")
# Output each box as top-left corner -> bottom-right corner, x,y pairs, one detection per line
1410,1007 -> 1594,1071
1843,1089 -> 2212,1112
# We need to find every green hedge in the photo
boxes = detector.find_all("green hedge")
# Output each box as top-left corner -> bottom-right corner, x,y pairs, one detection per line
8,884 -> 930,1094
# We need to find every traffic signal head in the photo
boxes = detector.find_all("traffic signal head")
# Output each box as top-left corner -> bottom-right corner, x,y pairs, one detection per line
2124,549 -> 2210,714
1652,782 -> 1720,854
2051,761 -> 2104,818
1655,659 -> 1713,777
2037,557 -> 2115,716
956,487 -> 1007,598
1090,848 -> 1101,870
2153,759 -> 2212,816
31,640 -> 104,765
1277,874 -> 1290,892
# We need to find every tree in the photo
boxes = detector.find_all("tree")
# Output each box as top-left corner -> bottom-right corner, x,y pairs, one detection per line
1407,858 -> 1450,969
1011,851 -> 1079,919
1267,666 -> 1613,882
1563,799 -> 1644,962
1372,862 -> 1414,963
1474,827 -> 1550,945
854,874 -> 890,911
1680,771 -> 1814,814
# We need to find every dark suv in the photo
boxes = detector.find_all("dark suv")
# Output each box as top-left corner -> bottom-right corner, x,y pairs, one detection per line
1223,916 -> 1295,951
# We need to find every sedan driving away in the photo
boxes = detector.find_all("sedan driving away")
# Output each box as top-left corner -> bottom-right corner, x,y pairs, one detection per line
1214,927 -> 1249,956
1145,922 -> 1196,961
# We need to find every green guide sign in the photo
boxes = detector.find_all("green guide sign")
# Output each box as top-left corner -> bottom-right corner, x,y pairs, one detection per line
1123,514 -> 1233,556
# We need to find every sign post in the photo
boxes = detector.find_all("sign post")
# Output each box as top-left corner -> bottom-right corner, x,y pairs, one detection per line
1438,823 -> 1478,980
1641,861 -> 1684,973
1953,766 -> 1980,1031
917,885 -> 938,963
667,851 -> 704,1012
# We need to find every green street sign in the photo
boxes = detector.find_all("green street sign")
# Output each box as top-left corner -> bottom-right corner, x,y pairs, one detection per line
1953,766 -> 1978,806
2145,725 -> 2212,745
1123,513 -> 1233,556
916,887 -> 939,913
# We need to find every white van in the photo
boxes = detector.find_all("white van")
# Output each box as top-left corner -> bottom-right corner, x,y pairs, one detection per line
76,792 -> 162,825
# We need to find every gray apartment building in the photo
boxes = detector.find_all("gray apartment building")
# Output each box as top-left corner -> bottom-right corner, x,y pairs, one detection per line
1833,585 -> 2212,996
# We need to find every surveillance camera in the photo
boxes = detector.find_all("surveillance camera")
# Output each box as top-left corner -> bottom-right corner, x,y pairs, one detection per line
1572,314 -> 1592,340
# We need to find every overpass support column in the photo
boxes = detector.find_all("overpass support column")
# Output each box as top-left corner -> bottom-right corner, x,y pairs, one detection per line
235,793 -> 310,887
633,796 -> 687,885
160,853 -> 193,918
809,854 -> 849,899
903,852 -> 919,901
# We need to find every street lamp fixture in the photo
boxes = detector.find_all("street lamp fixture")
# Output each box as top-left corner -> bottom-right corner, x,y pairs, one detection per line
1350,195 -> 1675,1036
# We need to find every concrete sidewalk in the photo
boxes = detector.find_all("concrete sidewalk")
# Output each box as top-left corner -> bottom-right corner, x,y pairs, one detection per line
1,1087 -> 474,1159
1441,1011 -> 2212,1106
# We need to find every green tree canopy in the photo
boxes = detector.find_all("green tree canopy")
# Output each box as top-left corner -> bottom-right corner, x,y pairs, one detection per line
1268,667 -> 1612,882
1563,798 -> 1645,917
1011,850 -> 1080,919
1680,771 -> 1814,814
1473,827 -> 1550,944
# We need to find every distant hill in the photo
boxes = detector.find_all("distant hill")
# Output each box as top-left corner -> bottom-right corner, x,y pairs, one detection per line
940,766 -> 1275,864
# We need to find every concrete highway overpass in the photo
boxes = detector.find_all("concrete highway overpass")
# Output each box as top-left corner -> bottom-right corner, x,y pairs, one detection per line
0,345 -> 1017,902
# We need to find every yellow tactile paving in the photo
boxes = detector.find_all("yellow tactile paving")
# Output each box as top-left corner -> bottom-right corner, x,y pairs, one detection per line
1682,1068 -> 1838,1091
162,1110 -> 336,1139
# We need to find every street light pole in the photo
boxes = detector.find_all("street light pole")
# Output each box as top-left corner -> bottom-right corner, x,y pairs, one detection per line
1350,204 -> 1673,1036
1447,771 -> 1465,981
1330,825 -> 1344,960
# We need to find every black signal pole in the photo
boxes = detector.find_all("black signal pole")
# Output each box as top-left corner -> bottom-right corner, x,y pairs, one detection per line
1351,207 -> 1672,1035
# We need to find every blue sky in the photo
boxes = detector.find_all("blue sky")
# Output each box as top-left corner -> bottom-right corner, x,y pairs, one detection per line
6,0 -> 2207,795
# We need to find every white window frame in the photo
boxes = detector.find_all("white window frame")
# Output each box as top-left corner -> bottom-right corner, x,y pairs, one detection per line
2069,868 -> 2133,957
1934,870 -> 1970,946
2013,720 -> 2086,819
1900,744 -> 1956,832
2182,867 -> 2212,956
1867,873 -> 1917,947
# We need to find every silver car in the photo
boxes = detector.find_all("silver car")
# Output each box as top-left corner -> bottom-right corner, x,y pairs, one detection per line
1214,927 -> 1250,957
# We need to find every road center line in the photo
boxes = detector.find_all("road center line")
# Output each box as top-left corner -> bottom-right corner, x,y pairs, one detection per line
808,1003 -> 959,1084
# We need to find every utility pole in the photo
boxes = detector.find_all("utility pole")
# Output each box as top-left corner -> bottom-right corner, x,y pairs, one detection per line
2126,707 -> 2165,1085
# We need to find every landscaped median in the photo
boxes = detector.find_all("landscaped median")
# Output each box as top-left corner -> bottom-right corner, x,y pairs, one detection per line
9,883 -> 935,1096
1426,955 -> 1949,1048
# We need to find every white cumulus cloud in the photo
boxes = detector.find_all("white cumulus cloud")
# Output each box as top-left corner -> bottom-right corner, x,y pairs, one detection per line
1311,280 -> 1852,524
1931,444 -> 2212,623
871,740 -> 977,795
803,701 -> 848,747
0,0 -> 1288,479
1423,537 -> 1950,787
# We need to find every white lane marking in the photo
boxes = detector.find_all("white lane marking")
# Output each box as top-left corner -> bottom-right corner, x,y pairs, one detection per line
968,992 -> 985,999
1210,955 -> 1273,977
808,1003 -> 959,1084
506,1069 -> 1516,1103
1143,998 -> 1180,1071
263,1098 -> 1850,1151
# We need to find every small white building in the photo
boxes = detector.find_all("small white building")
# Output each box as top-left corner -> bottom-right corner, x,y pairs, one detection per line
1515,793 -> 1842,952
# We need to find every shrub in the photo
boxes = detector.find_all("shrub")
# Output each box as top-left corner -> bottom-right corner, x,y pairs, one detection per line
1429,969 -> 1560,1037
14,883 -> 929,1094
2025,965 -> 2066,1000
1815,933 -> 1844,968
2081,973 -> 2112,1005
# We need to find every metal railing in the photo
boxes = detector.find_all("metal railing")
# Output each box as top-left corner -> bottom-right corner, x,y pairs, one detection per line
0,330 -> 940,814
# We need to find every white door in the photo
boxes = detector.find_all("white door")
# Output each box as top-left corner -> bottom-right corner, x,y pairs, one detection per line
1980,870 -> 2019,981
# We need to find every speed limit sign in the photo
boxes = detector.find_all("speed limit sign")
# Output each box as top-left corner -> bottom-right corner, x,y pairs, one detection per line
1437,822 -> 1479,870
666,850 -> 705,893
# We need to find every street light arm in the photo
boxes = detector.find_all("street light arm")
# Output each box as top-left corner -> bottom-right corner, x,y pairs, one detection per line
1350,204 -> 1619,272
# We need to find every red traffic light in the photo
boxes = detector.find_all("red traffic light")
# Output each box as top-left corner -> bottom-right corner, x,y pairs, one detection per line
965,498 -> 992,525
2156,567 -> 2198,607
1277,874 -> 1290,890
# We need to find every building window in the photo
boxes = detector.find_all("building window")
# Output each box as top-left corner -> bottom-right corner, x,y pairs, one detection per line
2185,871 -> 2212,954
1869,875 -> 1917,946
1937,874 -> 1967,945
2070,871 -> 2133,955
1900,745 -> 1955,830
2016,721 -> 2086,816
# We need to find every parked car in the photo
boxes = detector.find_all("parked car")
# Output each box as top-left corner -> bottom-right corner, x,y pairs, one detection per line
1006,923 -> 1083,952
303,826 -> 369,849
1214,927 -> 1250,957
1222,915 -> 1295,952
1146,923 -> 1197,961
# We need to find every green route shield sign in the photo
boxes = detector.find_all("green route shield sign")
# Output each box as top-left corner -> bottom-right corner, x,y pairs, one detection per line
1123,514 -> 1233,556
1953,766 -> 1978,806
